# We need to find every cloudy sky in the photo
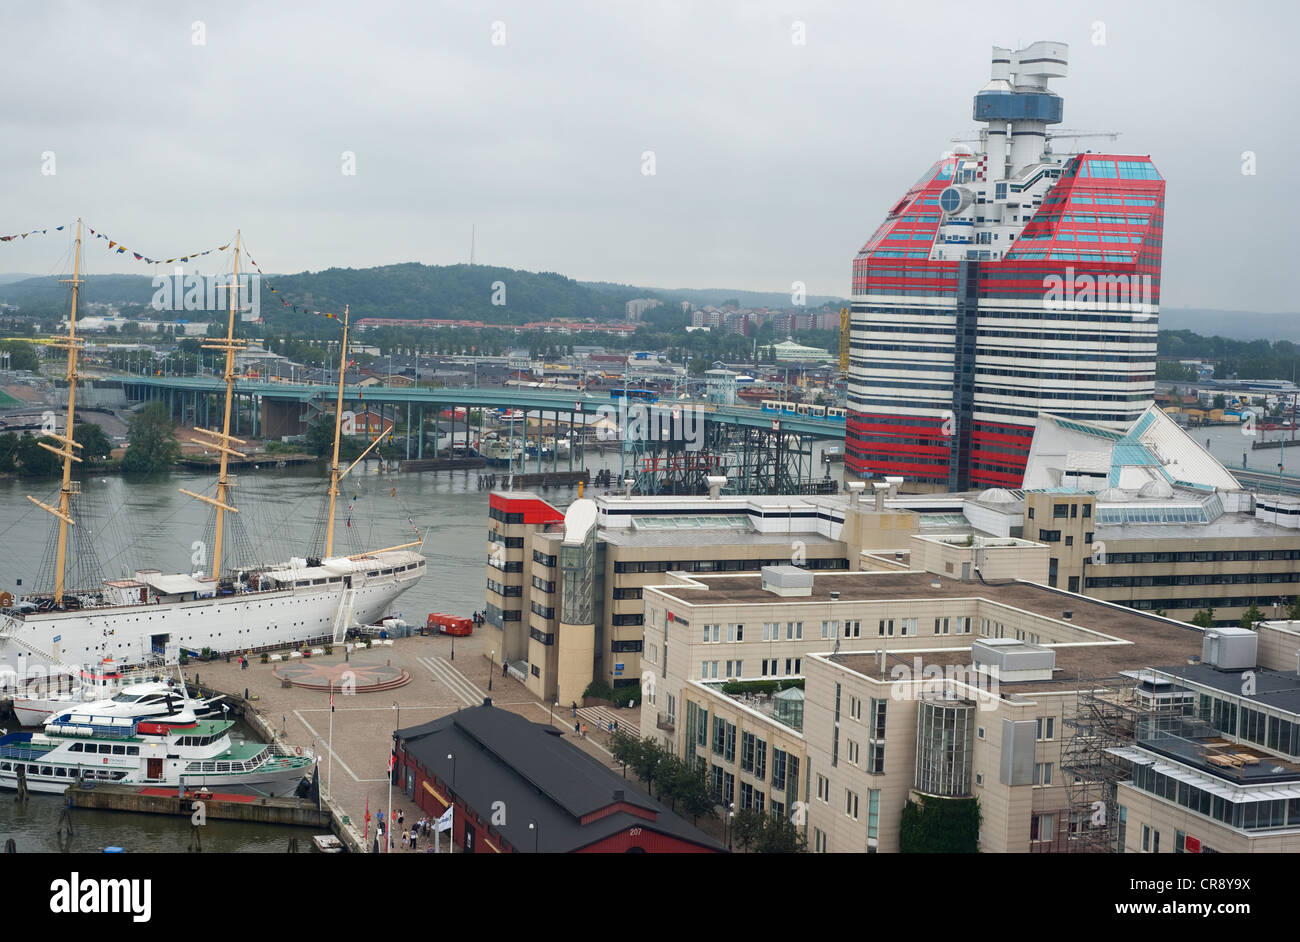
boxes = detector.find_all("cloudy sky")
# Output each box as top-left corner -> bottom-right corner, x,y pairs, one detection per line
0,0 -> 1294,311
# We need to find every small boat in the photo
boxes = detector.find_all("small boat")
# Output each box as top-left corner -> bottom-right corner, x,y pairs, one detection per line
13,663 -> 221,728
0,712 -> 312,796
312,834 -> 345,853
44,681 -> 224,727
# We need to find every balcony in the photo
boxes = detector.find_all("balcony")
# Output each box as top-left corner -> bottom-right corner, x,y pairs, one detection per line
657,712 -> 676,733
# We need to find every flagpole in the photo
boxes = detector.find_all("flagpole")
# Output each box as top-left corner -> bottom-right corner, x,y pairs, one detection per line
327,681 -> 334,797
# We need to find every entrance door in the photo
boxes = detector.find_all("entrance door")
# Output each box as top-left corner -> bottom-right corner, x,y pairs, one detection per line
147,758 -> 162,779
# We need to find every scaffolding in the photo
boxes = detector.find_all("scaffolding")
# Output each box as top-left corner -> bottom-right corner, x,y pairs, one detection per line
1057,672 -> 1151,853
622,419 -> 839,496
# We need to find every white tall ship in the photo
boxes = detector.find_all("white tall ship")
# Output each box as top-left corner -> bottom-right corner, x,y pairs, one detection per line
0,223 -> 425,683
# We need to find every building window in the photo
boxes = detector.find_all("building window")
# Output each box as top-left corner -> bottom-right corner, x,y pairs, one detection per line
1036,717 -> 1055,741
741,732 -> 755,773
847,740 -> 860,765
739,781 -> 754,810
813,828 -> 827,853
723,772 -> 735,806
1031,813 -> 1057,843
1033,762 -> 1053,786
816,774 -> 829,802
845,789 -> 859,820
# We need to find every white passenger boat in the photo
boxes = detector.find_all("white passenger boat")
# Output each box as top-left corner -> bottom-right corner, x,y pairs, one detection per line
0,713 -> 313,796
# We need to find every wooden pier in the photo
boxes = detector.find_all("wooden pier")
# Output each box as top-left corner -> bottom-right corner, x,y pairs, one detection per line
65,782 -> 330,828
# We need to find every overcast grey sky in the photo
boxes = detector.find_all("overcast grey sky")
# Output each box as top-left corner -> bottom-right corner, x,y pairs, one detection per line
0,0 -> 1294,312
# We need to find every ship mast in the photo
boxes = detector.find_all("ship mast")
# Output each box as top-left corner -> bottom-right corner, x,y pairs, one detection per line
179,232 -> 247,580
27,218 -> 86,606
324,305 -> 349,558
320,304 -> 422,560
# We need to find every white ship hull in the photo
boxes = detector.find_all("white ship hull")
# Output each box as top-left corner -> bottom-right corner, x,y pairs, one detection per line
0,751 -> 309,796
0,553 -> 425,677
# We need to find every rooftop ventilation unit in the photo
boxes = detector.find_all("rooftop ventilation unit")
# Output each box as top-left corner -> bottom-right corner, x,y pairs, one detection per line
972,638 -> 1056,682
1202,626 -> 1257,671
761,565 -> 814,597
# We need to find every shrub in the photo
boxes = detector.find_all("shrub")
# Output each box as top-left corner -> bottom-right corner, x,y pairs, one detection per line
899,796 -> 982,853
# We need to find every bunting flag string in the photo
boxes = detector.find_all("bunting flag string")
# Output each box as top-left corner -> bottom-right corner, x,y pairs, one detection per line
0,224 -> 65,242
242,249 -> 341,322
84,224 -> 230,266
372,441 -> 423,542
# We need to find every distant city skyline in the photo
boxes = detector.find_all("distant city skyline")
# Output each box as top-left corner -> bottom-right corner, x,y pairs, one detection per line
0,1 -> 1294,312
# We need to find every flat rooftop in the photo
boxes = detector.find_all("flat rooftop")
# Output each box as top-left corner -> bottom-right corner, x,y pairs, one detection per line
652,571 -> 1204,688
1155,664 -> 1300,716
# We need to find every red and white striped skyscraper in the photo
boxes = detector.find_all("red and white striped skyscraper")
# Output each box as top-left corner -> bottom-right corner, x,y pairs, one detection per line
846,42 -> 1165,490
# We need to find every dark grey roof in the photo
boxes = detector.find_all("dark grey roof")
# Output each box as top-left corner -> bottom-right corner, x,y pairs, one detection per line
1158,663 -> 1300,717
396,704 -> 724,853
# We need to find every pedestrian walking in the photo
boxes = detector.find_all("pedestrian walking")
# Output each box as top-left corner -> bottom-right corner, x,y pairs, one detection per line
574,720 -> 580,734
398,809 -> 405,826
402,830 -> 409,849
411,831 -> 418,851
571,702 -> 578,718
581,723 -> 587,738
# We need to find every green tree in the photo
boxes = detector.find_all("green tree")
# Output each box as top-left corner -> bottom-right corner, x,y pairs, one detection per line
73,422 -> 113,463
730,807 -> 765,850
305,415 -> 336,458
1212,394 -> 1226,410
1191,608 -> 1216,629
753,811 -> 807,853
1288,598 -> 1300,621
1240,602 -> 1264,631
122,402 -> 180,473
729,808 -> 806,853
609,729 -> 640,777
17,435 -> 61,476
0,431 -> 17,472
0,339 -> 41,373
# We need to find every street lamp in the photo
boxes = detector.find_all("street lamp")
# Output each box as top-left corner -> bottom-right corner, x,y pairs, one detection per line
387,700 -> 398,854
447,752 -> 456,786
528,819 -> 539,853
549,699 -> 558,728
489,650 -> 494,691
726,803 -> 735,851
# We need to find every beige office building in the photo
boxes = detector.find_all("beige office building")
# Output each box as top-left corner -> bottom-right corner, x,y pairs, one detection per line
639,567 -> 1208,853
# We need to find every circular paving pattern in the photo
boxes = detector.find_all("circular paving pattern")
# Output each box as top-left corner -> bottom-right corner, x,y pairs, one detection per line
272,661 -> 410,692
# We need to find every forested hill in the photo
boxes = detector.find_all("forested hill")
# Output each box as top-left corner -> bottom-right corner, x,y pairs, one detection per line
0,264 -> 646,322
